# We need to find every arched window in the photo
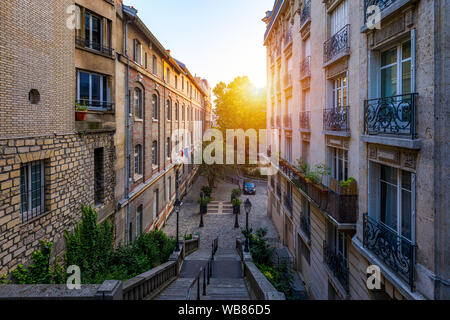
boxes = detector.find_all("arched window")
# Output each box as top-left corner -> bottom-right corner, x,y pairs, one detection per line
152,141 -> 158,165
152,94 -> 158,119
134,144 -> 142,175
134,88 -> 142,119
152,55 -> 157,76
167,99 -> 171,120
175,102 -> 179,121
167,137 -> 171,158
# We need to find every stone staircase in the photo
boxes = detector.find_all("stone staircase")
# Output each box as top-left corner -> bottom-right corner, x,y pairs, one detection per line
155,248 -> 250,300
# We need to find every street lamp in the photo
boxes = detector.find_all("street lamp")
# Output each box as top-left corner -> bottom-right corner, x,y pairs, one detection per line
199,192 -> 204,228
174,199 -> 182,251
244,198 -> 252,252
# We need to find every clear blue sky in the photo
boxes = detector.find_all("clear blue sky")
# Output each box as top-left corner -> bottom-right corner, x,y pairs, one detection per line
124,0 -> 274,92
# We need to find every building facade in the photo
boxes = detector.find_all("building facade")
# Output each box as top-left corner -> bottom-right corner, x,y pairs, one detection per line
264,0 -> 449,300
0,0 -> 211,276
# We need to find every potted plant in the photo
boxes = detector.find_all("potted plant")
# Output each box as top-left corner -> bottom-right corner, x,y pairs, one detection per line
75,101 -> 88,121
232,197 -> 242,214
197,196 -> 211,214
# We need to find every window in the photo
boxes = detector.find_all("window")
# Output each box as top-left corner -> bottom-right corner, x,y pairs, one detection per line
152,94 -> 158,119
175,103 -> 179,121
167,137 -> 171,158
152,141 -> 158,166
380,40 -> 412,97
94,148 -> 104,205
133,39 -> 142,65
134,88 -> 142,119
329,147 -> 348,182
77,70 -> 110,110
20,160 -> 45,222
152,55 -> 157,75
136,205 -> 143,237
332,75 -> 348,109
134,144 -> 142,176
369,163 -> 414,241
153,189 -> 159,218
167,100 -> 172,120
330,0 -> 348,36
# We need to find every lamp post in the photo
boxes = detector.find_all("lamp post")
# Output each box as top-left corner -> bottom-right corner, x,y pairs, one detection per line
174,199 -> 182,251
199,192 -> 204,228
244,199 -> 252,252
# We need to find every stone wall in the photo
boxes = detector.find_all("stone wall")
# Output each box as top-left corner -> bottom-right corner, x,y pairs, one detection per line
0,131 -> 115,276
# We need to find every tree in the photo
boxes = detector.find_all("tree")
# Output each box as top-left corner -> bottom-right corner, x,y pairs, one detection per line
213,76 -> 266,132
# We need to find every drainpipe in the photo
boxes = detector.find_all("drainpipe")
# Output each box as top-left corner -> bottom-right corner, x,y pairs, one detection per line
123,6 -> 137,244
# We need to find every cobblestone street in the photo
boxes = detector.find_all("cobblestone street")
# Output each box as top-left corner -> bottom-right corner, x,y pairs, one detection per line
162,174 -> 281,251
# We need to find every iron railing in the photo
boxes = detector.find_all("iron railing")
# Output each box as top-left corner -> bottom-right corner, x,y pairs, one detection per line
323,24 -> 350,64
284,114 -> 292,129
323,106 -> 350,132
299,111 -> 310,131
364,0 -> 398,25
76,99 -> 114,112
75,36 -> 113,56
300,0 -> 311,27
364,93 -> 417,138
363,214 -> 416,291
323,241 -> 349,292
300,56 -> 311,79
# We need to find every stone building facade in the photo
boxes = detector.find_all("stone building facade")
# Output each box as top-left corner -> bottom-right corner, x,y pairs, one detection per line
0,0 -> 211,276
263,0 -> 449,300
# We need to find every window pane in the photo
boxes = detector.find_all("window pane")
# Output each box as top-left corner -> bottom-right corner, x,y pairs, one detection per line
402,60 -> 412,95
381,65 -> 397,97
79,72 -> 90,101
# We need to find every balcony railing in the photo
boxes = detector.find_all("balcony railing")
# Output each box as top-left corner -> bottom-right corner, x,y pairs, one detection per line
323,106 -> 349,132
75,36 -> 113,57
364,0 -> 398,25
283,193 -> 293,214
284,114 -> 292,129
363,214 -> 416,291
300,0 -> 311,28
300,56 -> 311,79
323,241 -> 349,292
325,189 -> 357,224
364,93 -> 417,138
323,24 -> 350,64
299,111 -> 310,131
300,214 -> 311,238
76,99 -> 114,112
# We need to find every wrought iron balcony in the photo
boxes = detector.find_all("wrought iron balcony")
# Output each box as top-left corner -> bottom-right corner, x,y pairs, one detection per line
300,0 -> 311,28
284,114 -> 292,129
363,214 -> 416,291
364,93 -> 417,138
299,111 -> 310,131
300,56 -> 311,79
75,36 -> 113,57
325,189 -> 357,224
300,214 -> 311,238
283,193 -> 293,214
364,0 -> 398,25
323,24 -> 350,64
323,241 -> 349,292
323,106 -> 349,132
76,99 -> 114,112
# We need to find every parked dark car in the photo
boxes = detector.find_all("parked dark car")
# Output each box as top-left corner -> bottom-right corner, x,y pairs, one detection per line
243,181 -> 256,195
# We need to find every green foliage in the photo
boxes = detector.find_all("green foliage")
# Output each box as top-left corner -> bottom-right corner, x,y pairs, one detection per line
11,240 -> 60,284
340,177 -> 356,187
201,186 -> 213,198
213,76 -> 266,132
